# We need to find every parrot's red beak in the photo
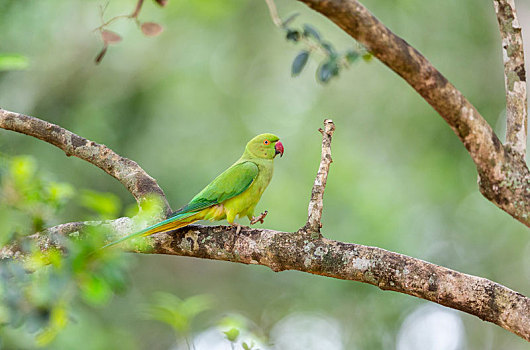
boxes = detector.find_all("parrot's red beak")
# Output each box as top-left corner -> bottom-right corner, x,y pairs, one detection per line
275,141 -> 284,157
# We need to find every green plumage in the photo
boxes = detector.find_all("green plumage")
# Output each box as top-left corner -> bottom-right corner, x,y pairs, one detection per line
102,133 -> 283,249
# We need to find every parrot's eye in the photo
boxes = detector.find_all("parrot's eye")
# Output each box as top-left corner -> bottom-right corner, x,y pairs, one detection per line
263,140 -> 270,145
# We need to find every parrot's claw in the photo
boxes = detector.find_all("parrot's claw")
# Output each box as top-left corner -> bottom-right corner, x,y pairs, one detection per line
230,223 -> 245,234
250,210 -> 268,225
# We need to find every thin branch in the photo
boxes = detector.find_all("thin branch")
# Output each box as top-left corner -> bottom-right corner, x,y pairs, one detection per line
494,0 -> 528,156
0,109 -> 171,215
263,1 -> 344,67
131,0 -> 145,19
297,0 -> 530,228
264,0 -> 283,27
304,119 -> 335,234
93,0 -> 144,33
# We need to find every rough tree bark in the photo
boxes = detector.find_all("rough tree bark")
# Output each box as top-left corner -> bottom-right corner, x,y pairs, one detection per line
0,109 -> 171,216
1,0 -> 529,343
494,0 -> 528,156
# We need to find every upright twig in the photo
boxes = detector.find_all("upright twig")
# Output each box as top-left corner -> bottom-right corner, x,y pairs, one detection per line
493,0 -> 528,156
0,109 -> 171,215
304,119 -> 335,234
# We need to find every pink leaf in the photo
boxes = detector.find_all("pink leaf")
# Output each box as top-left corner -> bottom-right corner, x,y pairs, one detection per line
101,30 -> 122,44
154,0 -> 168,7
141,22 -> 164,37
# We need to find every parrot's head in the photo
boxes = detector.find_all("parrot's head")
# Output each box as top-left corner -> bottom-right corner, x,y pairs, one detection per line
246,133 -> 284,159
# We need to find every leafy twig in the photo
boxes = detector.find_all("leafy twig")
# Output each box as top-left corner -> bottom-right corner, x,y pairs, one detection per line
93,0 -> 166,64
264,0 -> 370,83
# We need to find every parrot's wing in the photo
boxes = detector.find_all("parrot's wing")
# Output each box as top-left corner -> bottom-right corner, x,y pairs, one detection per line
101,161 -> 259,250
172,161 -> 259,215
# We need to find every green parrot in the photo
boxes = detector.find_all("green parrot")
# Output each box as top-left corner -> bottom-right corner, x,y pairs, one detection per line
102,133 -> 284,248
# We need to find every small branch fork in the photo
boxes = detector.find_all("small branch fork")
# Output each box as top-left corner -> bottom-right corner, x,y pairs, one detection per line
494,0 -> 528,156
95,0 -> 146,32
304,119 -> 335,234
131,0 -> 145,19
0,108 -> 171,215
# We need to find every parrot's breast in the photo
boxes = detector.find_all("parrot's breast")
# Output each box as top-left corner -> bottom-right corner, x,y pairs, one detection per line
222,159 -> 274,221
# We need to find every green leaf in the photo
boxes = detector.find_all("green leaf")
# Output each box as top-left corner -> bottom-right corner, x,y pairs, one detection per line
317,60 -> 339,83
345,50 -> 360,63
281,13 -> 299,28
285,29 -> 301,42
80,275 -> 112,306
321,42 -> 337,56
143,293 -> 212,335
180,294 -> 213,318
223,327 -> 240,342
10,156 -> 37,184
0,54 -> 29,71
302,24 -> 321,41
35,304 -> 68,346
291,51 -> 309,76
362,52 -> 373,61
242,342 -> 251,350
47,182 -> 75,208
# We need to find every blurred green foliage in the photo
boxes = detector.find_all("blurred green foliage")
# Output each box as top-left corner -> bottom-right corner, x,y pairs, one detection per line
143,292 -> 212,345
0,156 -> 130,348
0,53 -> 29,71
0,155 -> 74,244
0,0 -> 529,349
80,189 -> 121,220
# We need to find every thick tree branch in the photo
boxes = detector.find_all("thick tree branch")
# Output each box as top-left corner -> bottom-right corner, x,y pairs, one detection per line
2,220 -> 529,341
0,108 -> 171,215
131,224 -> 530,342
297,0 -> 530,227
494,0 -> 528,156
304,119 -> 335,234
0,218 -> 134,259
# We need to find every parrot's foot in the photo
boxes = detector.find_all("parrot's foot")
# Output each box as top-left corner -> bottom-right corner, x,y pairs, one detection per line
250,210 -> 268,225
230,222 -> 246,234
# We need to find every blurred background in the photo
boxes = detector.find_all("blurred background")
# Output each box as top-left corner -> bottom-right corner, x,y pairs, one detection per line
0,0 -> 529,349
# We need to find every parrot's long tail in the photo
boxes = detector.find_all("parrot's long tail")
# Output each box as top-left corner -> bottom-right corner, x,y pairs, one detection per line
101,212 -> 199,249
